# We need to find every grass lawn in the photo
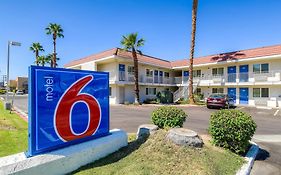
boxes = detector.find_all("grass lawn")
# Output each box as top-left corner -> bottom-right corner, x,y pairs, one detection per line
73,131 -> 244,175
0,102 -> 28,157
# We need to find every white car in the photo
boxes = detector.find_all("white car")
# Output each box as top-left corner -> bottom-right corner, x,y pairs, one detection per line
16,90 -> 24,95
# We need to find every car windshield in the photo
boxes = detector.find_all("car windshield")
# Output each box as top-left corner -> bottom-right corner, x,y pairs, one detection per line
209,94 -> 225,98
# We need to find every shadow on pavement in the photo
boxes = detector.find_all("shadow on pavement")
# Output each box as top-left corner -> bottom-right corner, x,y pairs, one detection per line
255,148 -> 270,161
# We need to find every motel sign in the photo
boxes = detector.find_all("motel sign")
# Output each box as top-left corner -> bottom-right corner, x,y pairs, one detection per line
28,66 -> 109,156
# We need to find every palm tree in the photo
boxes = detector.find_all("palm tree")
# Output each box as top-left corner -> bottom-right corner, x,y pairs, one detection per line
188,0 -> 198,104
120,33 -> 145,104
29,42 -> 44,66
45,23 -> 64,68
37,55 -> 51,67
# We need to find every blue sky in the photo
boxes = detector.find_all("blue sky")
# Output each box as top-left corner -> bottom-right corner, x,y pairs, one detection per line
0,0 -> 281,79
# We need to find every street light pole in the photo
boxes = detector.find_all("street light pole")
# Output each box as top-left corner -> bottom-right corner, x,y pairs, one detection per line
5,41 -> 21,110
6,41 -> 10,104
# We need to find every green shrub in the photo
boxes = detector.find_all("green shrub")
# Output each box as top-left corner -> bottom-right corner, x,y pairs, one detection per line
194,94 -> 204,102
124,101 -> 130,105
156,90 -> 173,104
151,106 -> 187,128
143,98 -> 159,104
209,110 -> 256,154
0,89 -> 6,94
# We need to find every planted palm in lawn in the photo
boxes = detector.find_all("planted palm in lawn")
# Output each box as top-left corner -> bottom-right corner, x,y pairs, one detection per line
0,102 -> 28,157
73,131 -> 244,175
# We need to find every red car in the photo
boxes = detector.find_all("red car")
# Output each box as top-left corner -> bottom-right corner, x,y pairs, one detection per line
207,94 -> 235,109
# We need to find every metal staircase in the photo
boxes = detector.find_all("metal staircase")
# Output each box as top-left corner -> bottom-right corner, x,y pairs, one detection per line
173,80 -> 200,102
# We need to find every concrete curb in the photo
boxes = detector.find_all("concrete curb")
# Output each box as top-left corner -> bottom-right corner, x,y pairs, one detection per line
12,106 -> 28,122
236,141 -> 259,175
0,129 -> 128,175
0,95 -> 28,122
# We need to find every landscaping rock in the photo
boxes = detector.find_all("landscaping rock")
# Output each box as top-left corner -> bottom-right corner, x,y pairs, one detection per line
166,128 -> 203,148
136,124 -> 159,139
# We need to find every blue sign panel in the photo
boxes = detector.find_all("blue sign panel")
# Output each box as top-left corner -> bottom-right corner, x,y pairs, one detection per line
28,66 -> 109,157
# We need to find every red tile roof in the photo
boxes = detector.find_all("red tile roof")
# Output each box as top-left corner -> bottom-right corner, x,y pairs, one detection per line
65,44 -> 281,68
64,48 -> 171,68
64,48 -> 118,67
171,44 -> 281,67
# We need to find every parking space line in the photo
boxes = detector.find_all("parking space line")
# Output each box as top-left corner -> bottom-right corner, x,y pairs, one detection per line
274,110 -> 279,116
253,135 -> 281,142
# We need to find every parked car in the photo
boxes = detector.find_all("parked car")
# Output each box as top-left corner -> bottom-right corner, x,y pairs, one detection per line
16,90 -> 24,95
207,94 -> 235,109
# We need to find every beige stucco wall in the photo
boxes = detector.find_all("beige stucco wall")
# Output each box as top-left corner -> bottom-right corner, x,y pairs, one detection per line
97,62 -> 118,81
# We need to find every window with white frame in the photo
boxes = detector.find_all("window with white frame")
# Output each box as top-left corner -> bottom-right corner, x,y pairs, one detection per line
146,69 -> 153,77
193,70 -> 201,77
212,68 -> 224,76
253,88 -> 269,98
212,88 -> 224,94
253,63 -> 269,74
146,88 -> 156,95
128,66 -> 135,75
164,72 -> 170,78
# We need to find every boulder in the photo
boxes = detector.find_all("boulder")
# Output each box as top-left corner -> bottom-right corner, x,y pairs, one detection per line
166,128 -> 203,148
136,124 -> 158,139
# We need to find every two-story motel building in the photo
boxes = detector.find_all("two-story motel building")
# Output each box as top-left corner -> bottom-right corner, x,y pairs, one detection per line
65,44 -> 281,108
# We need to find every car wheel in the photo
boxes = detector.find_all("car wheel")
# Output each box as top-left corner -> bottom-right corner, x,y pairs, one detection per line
207,105 -> 211,109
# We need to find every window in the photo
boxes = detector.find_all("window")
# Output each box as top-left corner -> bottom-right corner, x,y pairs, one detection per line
253,88 -> 260,97
212,88 -> 224,94
164,72 -> 170,78
128,66 -> 134,75
253,63 -> 269,74
146,88 -> 156,95
195,88 -> 201,95
212,68 -> 224,76
193,70 -> 201,77
146,69 -> 153,77
253,88 -> 269,98
109,87 -> 112,97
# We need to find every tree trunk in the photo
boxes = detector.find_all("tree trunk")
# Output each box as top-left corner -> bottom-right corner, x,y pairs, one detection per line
53,34 -> 57,68
188,0 -> 198,104
35,50 -> 39,66
132,48 -> 140,104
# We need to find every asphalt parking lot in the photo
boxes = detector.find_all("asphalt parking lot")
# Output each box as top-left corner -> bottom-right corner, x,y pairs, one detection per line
5,94 -> 281,174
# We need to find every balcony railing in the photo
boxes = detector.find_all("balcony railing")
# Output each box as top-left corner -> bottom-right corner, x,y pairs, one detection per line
116,71 -> 281,85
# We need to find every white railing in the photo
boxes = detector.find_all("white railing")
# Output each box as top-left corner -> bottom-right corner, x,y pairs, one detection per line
173,80 -> 200,102
163,78 -> 171,84
173,87 -> 187,102
174,77 -> 182,84
117,70 -> 281,84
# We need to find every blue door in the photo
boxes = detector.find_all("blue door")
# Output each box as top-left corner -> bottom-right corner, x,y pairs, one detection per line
239,65 -> 249,82
227,66 -> 236,82
239,88 -> 249,104
183,71 -> 189,82
154,70 -> 159,83
159,71 -> 163,83
119,64 -> 125,81
228,88 -> 236,103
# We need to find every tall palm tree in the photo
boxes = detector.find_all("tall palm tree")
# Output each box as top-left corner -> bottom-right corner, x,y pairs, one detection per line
45,23 -> 64,68
37,55 -> 51,67
120,33 -> 145,104
188,0 -> 198,104
29,42 -> 44,66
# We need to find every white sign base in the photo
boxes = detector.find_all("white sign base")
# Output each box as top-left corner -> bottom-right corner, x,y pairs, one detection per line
0,129 -> 127,175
